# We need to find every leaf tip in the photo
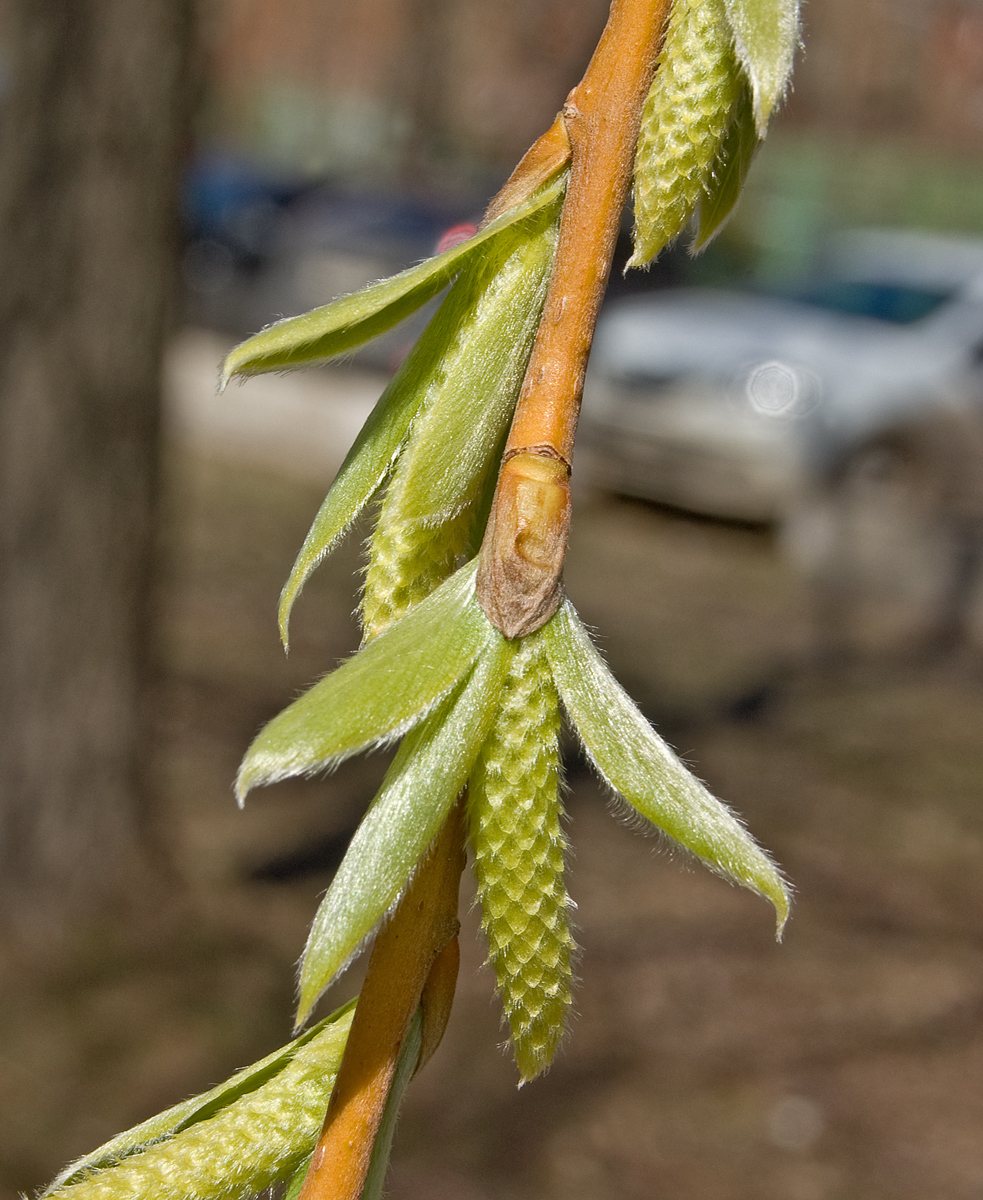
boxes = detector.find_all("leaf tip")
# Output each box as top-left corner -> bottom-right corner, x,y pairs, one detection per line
771,877 -> 792,940
277,596 -> 293,654
293,995 -> 315,1032
218,351 -> 240,393
235,757 -> 264,807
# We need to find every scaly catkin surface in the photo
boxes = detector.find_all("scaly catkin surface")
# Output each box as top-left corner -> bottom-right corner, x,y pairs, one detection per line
469,637 -> 574,1082
362,505 -> 473,640
51,1016 -> 351,1200
631,0 -> 740,266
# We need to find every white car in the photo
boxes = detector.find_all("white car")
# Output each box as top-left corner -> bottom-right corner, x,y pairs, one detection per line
580,229 -> 983,650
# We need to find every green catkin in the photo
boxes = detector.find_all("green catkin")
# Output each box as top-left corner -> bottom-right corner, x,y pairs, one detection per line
361,213 -> 558,641
360,265 -> 490,640
50,1014 -> 352,1200
361,501 -> 474,640
469,636 -> 575,1082
630,0 -> 742,266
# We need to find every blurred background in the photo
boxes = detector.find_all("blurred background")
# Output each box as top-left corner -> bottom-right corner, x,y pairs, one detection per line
3,1 -> 983,1198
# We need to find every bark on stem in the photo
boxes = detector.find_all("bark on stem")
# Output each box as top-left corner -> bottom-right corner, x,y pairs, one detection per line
296,805 -> 466,1200
477,0 -> 671,638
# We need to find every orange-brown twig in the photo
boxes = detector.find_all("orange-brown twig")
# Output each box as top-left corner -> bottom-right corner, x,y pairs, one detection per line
477,0 -> 672,638
296,805 -> 466,1200
481,113 -> 572,227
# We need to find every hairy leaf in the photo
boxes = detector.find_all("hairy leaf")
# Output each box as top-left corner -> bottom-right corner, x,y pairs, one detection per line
297,631 -> 515,1021
358,205 -> 560,640
386,209 -> 559,528
275,261 -> 489,646
238,561 -> 489,799
44,1004 -> 354,1200
278,193 -> 560,647
543,602 -> 789,930
723,0 -> 800,135
220,175 -> 566,384
277,187 -> 564,648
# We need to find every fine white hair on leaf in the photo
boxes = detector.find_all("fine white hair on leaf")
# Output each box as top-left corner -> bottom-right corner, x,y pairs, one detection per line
542,600 -> 790,933
237,560 -> 491,801
296,629 -> 516,1023
43,1005 -> 354,1200
219,174 -> 566,386
723,0 -> 801,135
275,256 -> 496,648
386,213 -> 559,531
271,180 -> 565,648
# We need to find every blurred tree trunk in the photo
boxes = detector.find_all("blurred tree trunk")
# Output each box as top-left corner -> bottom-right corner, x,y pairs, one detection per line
0,0 -> 195,936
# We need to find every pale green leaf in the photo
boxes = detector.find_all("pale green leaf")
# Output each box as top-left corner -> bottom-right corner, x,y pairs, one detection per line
220,175 -> 566,385
543,602 -> 789,931
723,0 -> 800,135
44,1002 -> 354,1199
275,184 -> 564,648
385,203 -> 559,529
694,81 -> 759,249
297,632 -> 515,1022
238,560 -> 490,800
276,261 -> 489,647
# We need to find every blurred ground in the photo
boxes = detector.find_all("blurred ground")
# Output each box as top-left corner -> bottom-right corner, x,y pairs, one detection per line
3,333 -> 983,1200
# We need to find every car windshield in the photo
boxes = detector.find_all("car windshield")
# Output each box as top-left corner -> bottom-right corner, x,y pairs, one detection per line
779,280 -> 952,324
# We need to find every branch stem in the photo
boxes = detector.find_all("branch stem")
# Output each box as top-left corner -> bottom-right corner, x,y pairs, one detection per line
477,0 -> 671,638
296,805 -> 466,1200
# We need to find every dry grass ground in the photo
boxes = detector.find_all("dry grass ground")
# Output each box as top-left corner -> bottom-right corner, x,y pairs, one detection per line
2,394 -> 983,1200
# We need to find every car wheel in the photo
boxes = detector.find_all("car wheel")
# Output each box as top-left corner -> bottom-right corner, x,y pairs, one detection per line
781,410 -> 983,658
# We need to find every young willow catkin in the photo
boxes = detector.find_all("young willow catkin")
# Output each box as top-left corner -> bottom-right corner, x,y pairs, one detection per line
361,216 -> 558,641
361,502 -> 474,640
468,636 -> 574,1082
630,0 -> 741,266
50,1015 -> 351,1200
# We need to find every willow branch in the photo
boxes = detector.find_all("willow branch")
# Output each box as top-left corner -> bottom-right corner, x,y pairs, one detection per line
296,804 -> 466,1200
476,0 -> 671,638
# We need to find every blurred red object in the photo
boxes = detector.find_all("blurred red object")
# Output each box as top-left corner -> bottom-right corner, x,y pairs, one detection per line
435,223 -> 478,254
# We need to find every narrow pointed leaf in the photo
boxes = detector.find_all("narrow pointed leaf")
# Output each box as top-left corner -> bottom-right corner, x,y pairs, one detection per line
276,262 -> 488,646
238,560 -> 489,799
543,602 -> 789,930
694,81 -> 759,249
358,210 -> 559,640
44,1003 -> 354,1199
386,205 -> 559,529
276,187 -> 564,647
297,633 -> 515,1022
220,175 -> 567,384
723,0 -> 800,135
